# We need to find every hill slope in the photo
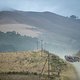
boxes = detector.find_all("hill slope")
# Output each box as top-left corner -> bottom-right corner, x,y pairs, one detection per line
0,51 -> 78,80
0,11 -> 80,53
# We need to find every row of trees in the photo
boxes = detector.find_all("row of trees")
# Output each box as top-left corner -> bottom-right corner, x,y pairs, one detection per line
0,31 -> 38,52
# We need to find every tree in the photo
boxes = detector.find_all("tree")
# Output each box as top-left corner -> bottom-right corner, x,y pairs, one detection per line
50,55 -> 67,80
70,15 -> 77,19
0,31 -> 38,52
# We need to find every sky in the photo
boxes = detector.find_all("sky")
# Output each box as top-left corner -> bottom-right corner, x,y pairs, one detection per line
0,0 -> 80,17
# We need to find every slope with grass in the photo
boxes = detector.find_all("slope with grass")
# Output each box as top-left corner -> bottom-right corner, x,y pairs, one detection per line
0,50 -> 78,80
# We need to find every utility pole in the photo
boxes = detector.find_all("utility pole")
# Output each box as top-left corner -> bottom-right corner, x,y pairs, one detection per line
41,40 -> 43,50
48,51 -> 50,80
37,38 -> 39,50
38,41 -> 51,80
41,40 -> 43,56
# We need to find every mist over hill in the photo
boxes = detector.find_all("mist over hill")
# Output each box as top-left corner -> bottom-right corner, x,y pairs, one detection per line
76,51 -> 80,57
0,10 -> 80,54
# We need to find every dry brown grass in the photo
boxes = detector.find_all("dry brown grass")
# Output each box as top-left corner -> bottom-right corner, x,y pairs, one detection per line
0,51 -> 48,73
0,51 -> 78,80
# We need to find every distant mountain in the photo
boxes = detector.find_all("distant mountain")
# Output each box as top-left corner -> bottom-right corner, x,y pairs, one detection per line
0,7 -> 16,11
0,10 -> 80,54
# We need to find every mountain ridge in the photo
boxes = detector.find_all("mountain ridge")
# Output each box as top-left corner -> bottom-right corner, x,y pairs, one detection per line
0,10 -> 80,54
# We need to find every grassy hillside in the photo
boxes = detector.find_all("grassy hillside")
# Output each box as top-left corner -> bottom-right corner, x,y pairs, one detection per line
0,50 -> 78,80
